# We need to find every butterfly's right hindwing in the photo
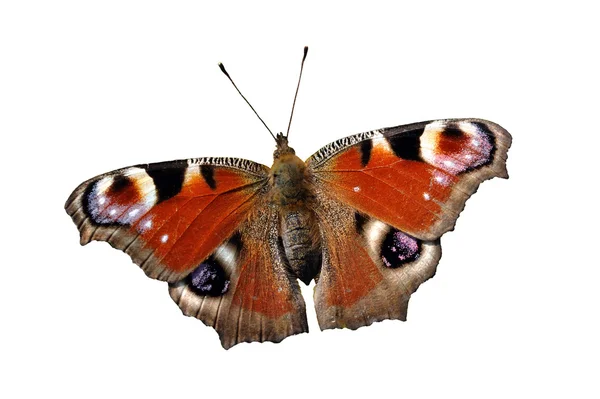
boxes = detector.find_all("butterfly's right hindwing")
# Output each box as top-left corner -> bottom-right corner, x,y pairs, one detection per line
169,204 -> 308,349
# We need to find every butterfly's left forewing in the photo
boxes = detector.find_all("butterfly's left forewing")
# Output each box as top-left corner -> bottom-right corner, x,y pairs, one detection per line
307,118 -> 511,330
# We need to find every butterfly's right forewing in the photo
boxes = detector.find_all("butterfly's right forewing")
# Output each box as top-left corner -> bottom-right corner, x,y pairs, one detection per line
65,157 -> 269,282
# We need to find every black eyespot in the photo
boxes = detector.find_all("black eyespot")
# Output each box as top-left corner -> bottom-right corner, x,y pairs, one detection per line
187,260 -> 229,296
380,229 -> 420,268
110,174 -> 133,192
440,125 -> 464,137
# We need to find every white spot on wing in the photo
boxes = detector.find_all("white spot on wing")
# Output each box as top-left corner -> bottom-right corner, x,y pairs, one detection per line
144,220 -> 152,229
137,218 -> 153,233
423,193 -> 431,201
353,186 -> 361,193
161,234 -> 169,243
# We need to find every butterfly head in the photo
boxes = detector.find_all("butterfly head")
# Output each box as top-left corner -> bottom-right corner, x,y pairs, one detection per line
273,132 -> 295,159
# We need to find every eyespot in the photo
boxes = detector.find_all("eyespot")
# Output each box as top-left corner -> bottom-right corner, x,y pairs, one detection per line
187,260 -> 230,296
380,229 -> 420,268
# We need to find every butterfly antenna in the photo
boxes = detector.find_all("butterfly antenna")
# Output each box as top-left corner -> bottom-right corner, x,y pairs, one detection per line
285,46 -> 309,138
219,62 -> 277,142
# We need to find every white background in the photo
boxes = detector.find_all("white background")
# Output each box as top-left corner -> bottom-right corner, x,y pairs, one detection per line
1,1 -> 599,398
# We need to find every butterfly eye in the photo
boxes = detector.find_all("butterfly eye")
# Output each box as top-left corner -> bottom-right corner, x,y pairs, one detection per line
187,261 -> 230,296
380,230 -> 421,268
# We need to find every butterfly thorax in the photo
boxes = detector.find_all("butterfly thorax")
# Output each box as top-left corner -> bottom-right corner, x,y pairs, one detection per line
270,135 -> 309,207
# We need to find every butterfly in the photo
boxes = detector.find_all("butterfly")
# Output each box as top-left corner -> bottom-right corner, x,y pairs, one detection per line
65,47 -> 512,349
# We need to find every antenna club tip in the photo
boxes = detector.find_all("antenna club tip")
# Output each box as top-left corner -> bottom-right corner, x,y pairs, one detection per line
218,62 -> 229,77
303,46 -> 308,59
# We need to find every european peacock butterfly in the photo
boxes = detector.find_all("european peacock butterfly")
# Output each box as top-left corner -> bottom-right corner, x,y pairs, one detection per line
65,47 -> 511,348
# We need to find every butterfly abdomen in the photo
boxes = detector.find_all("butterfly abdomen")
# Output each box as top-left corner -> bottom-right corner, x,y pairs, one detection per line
280,208 -> 322,285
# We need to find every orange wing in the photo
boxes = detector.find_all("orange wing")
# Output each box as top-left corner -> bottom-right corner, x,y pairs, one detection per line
307,119 -> 512,240
308,119 -> 511,330
65,157 -> 269,282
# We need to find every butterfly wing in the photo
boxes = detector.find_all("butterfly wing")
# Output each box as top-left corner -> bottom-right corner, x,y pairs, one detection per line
169,203 -> 308,348
307,118 -> 511,240
312,193 -> 441,329
65,157 -> 269,282
66,157 -> 308,348
307,118 -> 511,329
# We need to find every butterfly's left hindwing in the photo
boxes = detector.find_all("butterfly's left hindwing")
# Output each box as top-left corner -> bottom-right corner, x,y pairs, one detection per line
307,118 -> 511,330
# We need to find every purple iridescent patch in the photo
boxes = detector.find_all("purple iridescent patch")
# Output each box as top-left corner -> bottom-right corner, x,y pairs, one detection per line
381,230 -> 420,268
188,262 -> 230,296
